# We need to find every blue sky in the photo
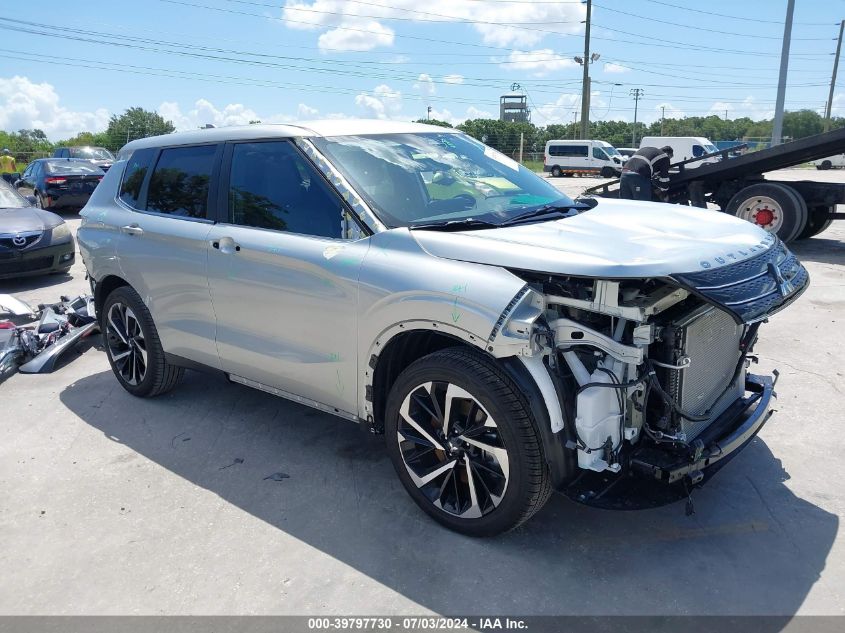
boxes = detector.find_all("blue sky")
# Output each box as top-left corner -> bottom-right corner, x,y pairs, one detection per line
0,0 -> 842,139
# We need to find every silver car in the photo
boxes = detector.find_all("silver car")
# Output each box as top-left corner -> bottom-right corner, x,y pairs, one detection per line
78,120 -> 808,536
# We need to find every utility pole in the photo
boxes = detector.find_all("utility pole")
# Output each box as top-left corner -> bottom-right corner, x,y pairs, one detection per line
426,105 -> 432,120
630,88 -> 643,147
580,0 -> 593,140
573,110 -> 578,139
772,0 -> 795,146
824,19 -> 845,132
660,106 -> 665,135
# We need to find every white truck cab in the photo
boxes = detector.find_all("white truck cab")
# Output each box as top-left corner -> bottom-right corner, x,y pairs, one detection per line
639,136 -> 720,166
544,139 -> 623,178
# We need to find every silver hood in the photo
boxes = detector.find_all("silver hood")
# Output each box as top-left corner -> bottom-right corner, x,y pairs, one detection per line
411,198 -> 776,278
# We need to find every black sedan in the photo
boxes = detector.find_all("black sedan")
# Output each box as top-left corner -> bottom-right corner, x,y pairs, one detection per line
0,179 -> 75,280
15,158 -> 104,211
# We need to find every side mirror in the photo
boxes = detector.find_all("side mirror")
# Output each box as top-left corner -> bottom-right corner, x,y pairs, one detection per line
25,195 -> 37,206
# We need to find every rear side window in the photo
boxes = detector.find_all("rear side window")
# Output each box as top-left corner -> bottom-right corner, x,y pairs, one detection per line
548,144 -> 587,157
119,148 -> 157,208
146,145 -> 217,218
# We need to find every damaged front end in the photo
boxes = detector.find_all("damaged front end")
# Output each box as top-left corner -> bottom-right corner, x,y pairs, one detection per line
507,237 -> 807,509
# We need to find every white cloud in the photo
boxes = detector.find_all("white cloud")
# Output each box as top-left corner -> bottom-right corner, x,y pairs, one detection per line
0,75 -> 109,141
499,49 -> 577,76
355,84 -> 403,119
465,106 -> 493,120
532,93 -> 581,125
282,1 -> 585,51
443,74 -> 464,85
297,103 -> 319,118
603,62 -> 630,74
655,102 -> 685,120
413,73 -> 436,96
159,98 -> 263,129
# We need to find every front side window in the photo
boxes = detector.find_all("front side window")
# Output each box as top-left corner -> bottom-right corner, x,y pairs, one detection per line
146,145 -> 217,218
313,133 -> 573,228
593,147 -> 609,160
119,147 -> 157,208
227,141 -> 343,239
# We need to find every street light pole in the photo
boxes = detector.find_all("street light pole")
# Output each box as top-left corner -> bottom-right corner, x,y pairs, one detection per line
824,20 -> 845,132
630,88 -> 643,147
772,0 -> 795,146
580,0 -> 592,140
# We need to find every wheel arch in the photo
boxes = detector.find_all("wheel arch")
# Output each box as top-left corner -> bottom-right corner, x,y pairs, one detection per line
94,274 -> 131,317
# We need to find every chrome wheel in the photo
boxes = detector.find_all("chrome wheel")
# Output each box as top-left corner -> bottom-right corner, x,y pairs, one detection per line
396,381 -> 510,519
105,302 -> 147,386
735,195 -> 784,233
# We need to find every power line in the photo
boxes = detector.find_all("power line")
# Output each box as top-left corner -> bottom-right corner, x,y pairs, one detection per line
642,0 -> 834,26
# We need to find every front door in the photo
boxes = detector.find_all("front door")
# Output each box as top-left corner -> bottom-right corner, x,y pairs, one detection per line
206,139 -> 365,415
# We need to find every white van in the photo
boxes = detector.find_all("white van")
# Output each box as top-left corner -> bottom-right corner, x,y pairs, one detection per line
639,137 -> 720,166
544,140 -> 624,177
813,154 -> 845,169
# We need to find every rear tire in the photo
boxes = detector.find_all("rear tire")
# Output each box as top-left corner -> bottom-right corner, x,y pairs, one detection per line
101,286 -> 184,397
384,347 -> 551,536
725,182 -> 808,242
796,206 -> 834,240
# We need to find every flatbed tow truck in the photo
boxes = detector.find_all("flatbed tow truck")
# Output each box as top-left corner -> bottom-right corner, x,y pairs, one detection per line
582,127 -> 845,242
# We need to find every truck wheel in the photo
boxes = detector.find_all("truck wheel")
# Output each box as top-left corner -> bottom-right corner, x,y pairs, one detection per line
819,160 -> 832,170
725,183 -> 808,242
796,206 -> 834,240
600,166 -> 615,178
102,286 -> 184,397
384,347 -> 551,536
551,166 -> 562,177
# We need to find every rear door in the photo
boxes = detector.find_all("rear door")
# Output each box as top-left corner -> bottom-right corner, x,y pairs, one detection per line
111,143 -> 222,368
206,139 -> 364,414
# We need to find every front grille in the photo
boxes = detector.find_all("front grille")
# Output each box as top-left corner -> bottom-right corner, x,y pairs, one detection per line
0,256 -> 54,274
0,231 -> 43,250
658,306 -> 745,440
673,239 -> 809,322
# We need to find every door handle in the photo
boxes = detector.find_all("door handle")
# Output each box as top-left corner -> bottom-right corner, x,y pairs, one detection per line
120,224 -> 144,236
212,236 -> 240,253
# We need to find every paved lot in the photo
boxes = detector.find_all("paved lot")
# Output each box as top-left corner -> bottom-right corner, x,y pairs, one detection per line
1,169 -> 843,615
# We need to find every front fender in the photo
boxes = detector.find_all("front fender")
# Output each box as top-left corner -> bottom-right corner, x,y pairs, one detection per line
356,229 -> 530,419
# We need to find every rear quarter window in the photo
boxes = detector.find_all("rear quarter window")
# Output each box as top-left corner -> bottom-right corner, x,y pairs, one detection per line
119,148 -> 157,208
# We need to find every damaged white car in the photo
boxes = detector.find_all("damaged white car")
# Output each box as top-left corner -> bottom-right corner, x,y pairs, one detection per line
77,120 -> 808,536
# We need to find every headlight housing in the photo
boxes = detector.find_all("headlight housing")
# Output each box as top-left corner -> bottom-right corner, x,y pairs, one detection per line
50,223 -> 71,243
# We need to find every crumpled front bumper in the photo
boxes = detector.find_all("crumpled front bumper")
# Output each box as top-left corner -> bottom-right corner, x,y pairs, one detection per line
565,373 -> 777,509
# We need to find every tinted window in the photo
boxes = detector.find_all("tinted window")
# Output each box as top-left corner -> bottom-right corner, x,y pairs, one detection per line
146,145 -> 217,218
228,141 -> 343,238
692,145 -> 705,157
548,144 -> 587,157
119,147 -> 157,208
592,147 -> 609,160
44,160 -> 102,175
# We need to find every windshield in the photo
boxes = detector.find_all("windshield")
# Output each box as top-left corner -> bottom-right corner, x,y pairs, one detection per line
0,181 -> 28,208
311,132 -> 575,228
70,147 -> 114,160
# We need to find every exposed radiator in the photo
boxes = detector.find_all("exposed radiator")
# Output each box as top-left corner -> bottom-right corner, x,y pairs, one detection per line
661,306 -> 745,440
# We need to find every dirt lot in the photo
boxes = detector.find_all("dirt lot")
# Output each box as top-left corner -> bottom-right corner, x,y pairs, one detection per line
1,168 -> 843,616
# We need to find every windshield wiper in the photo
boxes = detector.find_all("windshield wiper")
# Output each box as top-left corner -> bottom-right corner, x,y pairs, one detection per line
499,202 -> 586,226
409,217 -> 499,231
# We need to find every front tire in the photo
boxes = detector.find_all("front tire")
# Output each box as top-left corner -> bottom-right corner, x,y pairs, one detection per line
101,286 -> 184,397
384,347 -> 551,536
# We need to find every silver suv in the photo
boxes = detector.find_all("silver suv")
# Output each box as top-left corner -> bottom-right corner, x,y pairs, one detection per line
78,120 -> 808,536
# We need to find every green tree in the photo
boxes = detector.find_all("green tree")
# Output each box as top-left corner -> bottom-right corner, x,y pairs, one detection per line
414,118 -> 453,128
103,107 -> 176,151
